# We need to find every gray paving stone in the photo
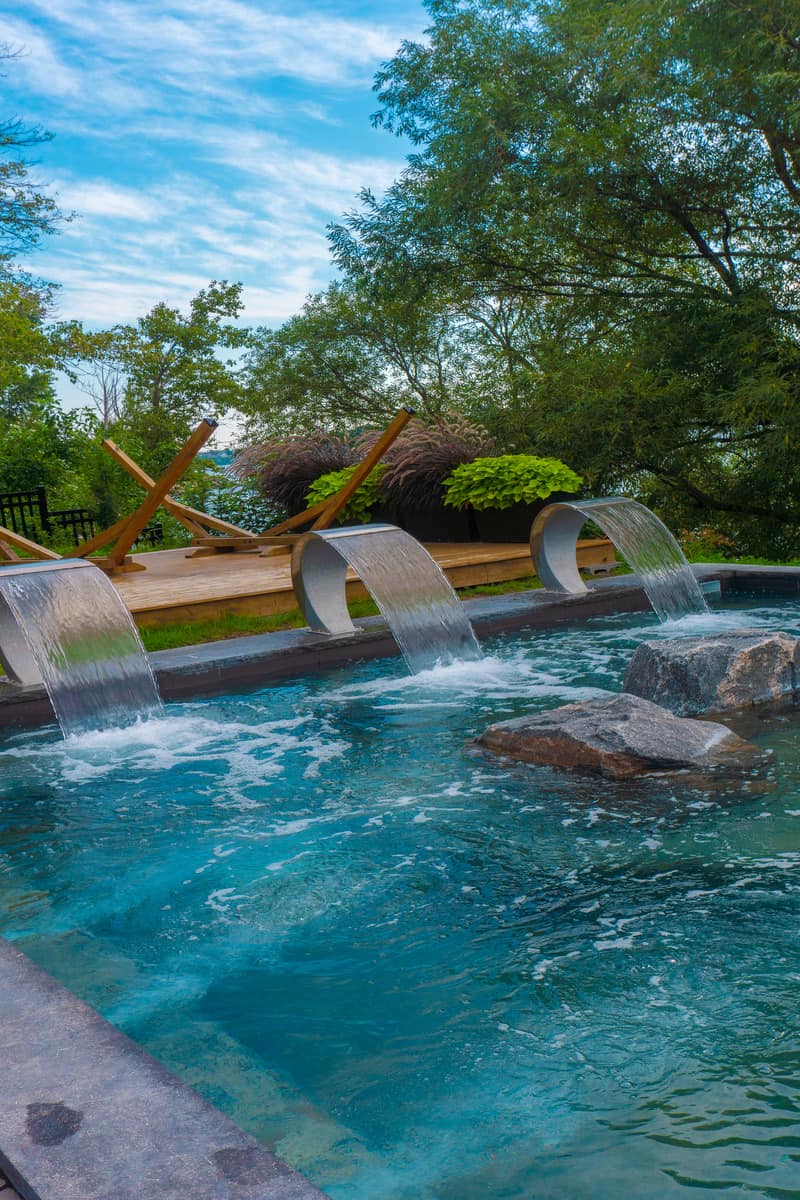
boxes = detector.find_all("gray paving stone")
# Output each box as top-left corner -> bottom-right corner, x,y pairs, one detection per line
0,1169 -> 22,1198
0,937 -> 327,1200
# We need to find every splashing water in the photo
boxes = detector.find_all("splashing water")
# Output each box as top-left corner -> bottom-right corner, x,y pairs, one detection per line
0,561 -> 162,737
300,525 -> 482,673
574,498 -> 708,622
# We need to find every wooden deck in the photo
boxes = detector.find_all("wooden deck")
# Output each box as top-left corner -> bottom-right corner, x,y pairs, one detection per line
112,538 -> 616,628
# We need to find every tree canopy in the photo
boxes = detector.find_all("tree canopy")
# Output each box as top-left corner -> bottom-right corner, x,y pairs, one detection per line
4,5 -> 800,555
296,0 -> 800,552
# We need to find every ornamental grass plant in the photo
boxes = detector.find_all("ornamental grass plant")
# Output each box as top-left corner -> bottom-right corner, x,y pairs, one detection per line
230,431 -> 358,515
368,412 -> 497,510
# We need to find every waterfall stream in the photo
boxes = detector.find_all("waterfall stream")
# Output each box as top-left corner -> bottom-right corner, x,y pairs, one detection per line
292,525 -> 482,673
0,560 -> 162,737
532,496 -> 709,622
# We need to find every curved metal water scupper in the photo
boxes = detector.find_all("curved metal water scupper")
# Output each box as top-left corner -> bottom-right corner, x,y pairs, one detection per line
530,496 -> 709,623
291,524 -> 482,674
0,558 -> 162,735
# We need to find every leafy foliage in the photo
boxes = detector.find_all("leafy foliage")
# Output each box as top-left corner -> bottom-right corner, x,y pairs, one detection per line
0,48 -> 62,256
443,455 -> 581,511
108,281 -> 247,473
320,0 -> 800,552
241,276 -> 480,436
174,461 -> 278,533
305,463 -> 387,524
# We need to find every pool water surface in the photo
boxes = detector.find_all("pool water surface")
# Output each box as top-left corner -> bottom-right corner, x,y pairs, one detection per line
2,601 -> 800,1197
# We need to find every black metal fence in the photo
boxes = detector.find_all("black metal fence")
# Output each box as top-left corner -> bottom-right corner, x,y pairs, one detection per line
132,523 -> 164,549
0,490 -> 170,553
0,487 -> 96,546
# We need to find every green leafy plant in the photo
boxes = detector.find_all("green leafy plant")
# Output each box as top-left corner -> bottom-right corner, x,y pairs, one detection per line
443,455 -> 582,511
305,463 -> 387,524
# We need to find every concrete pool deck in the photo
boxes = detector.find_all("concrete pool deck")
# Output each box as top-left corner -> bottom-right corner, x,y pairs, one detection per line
0,1170 -> 22,1199
0,939 -> 327,1200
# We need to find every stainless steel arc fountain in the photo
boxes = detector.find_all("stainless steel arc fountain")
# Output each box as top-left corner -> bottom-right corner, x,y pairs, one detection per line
0,559 -> 162,736
292,525 -> 482,673
531,497 -> 709,622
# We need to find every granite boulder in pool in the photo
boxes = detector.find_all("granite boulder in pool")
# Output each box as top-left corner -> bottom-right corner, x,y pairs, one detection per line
623,629 -> 800,716
475,693 -> 753,779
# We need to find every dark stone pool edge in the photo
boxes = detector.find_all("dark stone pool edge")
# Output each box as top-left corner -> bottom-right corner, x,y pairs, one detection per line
8,562 -> 795,729
0,938 -> 327,1200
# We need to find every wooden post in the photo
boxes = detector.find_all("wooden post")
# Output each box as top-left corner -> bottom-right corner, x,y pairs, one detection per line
68,418 -> 217,569
102,439 -> 253,539
0,525 -> 61,561
103,419 -> 218,568
311,406 -> 413,531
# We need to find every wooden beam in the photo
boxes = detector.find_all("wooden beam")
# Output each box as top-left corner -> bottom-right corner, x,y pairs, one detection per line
134,405 -> 414,557
70,513 -> 132,558
254,497 -> 334,537
258,406 -> 414,539
311,406 -> 413,531
102,439 -> 253,539
69,419 -> 218,564
105,419 -> 218,568
0,525 -> 61,561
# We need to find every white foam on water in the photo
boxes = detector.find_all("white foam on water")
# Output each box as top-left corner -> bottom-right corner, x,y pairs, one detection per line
0,709 -> 351,801
320,652 -> 613,709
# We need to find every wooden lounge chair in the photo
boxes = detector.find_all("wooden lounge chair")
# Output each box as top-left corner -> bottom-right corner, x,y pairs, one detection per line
105,406 -> 414,559
0,407 -> 413,576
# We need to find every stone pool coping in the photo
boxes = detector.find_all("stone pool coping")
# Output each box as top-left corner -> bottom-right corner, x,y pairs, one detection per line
1,562 -> 798,1198
0,938 -> 327,1200
0,1169 -> 22,1199
5,562 -> 797,730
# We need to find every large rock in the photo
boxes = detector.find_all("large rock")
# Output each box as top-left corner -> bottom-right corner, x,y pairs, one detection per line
474,693 -> 753,779
623,629 -> 800,716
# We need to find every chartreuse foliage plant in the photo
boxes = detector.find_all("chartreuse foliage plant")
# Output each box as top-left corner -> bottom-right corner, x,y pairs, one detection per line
443,455 -> 581,511
306,463 -> 387,524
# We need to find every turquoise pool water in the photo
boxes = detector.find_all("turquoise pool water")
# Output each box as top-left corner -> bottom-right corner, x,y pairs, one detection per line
2,601 -> 800,1197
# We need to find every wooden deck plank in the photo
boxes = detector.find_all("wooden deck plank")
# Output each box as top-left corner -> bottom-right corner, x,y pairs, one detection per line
110,538 -> 615,628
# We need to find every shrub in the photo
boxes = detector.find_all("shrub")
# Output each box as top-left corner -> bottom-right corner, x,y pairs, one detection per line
679,526 -> 740,561
305,464 -> 387,524
443,455 -> 582,511
362,412 -> 496,510
231,432 -> 358,515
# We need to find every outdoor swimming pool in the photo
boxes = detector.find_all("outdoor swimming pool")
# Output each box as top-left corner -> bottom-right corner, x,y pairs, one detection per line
1,599 -> 800,1198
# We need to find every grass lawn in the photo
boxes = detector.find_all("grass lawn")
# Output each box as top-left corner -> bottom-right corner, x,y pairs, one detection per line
139,572 -> 589,653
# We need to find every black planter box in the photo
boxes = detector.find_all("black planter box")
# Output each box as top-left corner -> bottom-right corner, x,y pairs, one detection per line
472,500 -> 545,543
369,501 -> 474,540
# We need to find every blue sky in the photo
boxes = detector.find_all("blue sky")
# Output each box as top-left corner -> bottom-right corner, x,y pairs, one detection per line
3,0 -> 427,328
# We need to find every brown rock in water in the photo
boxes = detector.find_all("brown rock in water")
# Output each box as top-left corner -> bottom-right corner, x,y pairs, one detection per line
475,693 -> 754,780
623,630 -> 800,716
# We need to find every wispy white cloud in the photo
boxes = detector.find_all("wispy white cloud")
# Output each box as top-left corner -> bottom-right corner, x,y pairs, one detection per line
4,0 -> 422,334
2,18 -> 84,98
52,178 -> 163,222
15,0 -> 412,100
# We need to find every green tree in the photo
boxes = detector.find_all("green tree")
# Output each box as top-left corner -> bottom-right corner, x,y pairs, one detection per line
330,0 -> 800,552
110,281 -> 248,472
0,47 -> 62,255
243,273 -> 476,436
